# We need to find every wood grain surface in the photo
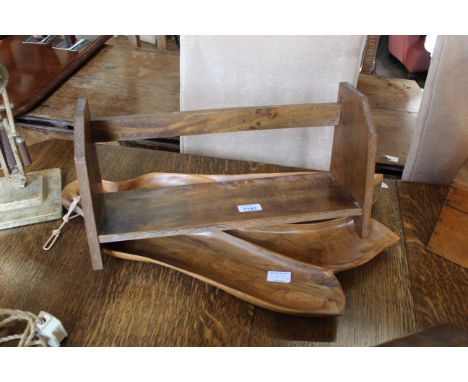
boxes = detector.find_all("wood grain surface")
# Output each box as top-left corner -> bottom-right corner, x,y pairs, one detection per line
156,36 -> 168,50
0,36 -> 110,116
27,37 -> 180,120
230,218 -> 398,273
58,168 -> 396,316
361,36 -> 380,75
127,36 -> 141,48
371,108 -> 417,165
379,325 -> 468,346
0,139 -> 449,346
357,74 -> 421,167
74,99 -> 104,269
398,181 -> 468,330
61,172 -> 396,274
428,207 -> 468,268
357,74 -> 422,113
74,84 -> 377,271
331,83 -> 377,238
105,231 -> 346,317
61,171 -> 384,213
99,173 -> 361,243
427,158 -> 468,268
91,102 -> 341,142
247,179 -> 416,346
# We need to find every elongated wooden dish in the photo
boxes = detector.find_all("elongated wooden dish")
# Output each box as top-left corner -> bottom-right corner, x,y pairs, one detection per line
105,232 -> 345,316
63,172 -> 397,273
62,172 -> 397,316
62,171 -> 384,214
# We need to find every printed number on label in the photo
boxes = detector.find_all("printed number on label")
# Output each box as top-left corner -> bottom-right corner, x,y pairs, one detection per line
237,203 -> 262,213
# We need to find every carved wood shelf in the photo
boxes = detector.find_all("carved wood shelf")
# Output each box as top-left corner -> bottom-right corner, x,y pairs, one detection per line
70,83 -> 403,316
62,171 -> 399,316
75,82 -> 378,271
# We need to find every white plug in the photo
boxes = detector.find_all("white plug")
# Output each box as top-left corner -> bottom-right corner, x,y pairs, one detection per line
36,311 -> 68,347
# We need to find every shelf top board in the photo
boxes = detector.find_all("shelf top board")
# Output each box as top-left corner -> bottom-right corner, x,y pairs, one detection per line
98,172 -> 362,243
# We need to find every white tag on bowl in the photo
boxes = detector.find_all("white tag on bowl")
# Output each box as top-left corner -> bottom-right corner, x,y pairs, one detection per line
266,271 -> 291,283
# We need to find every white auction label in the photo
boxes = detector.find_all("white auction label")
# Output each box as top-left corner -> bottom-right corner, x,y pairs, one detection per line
237,203 -> 262,213
266,271 -> 292,283
384,155 -> 399,163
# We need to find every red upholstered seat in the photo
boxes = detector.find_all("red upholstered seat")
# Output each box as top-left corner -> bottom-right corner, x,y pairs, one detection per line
388,35 -> 431,73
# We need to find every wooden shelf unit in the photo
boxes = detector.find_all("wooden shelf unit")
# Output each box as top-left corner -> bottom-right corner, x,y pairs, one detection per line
75,82 -> 377,270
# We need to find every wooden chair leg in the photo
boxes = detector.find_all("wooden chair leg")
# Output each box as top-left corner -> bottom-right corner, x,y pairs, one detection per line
156,35 -> 167,50
128,35 -> 141,48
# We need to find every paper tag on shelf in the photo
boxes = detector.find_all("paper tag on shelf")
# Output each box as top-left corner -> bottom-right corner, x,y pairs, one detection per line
237,203 -> 262,213
266,271 -> 291,283
381,182 -> 389,189
384,155 -> 399,163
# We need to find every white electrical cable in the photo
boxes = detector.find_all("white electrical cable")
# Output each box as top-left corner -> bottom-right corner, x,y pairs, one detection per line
0,309 -> 48,347
0,309 -> 68,347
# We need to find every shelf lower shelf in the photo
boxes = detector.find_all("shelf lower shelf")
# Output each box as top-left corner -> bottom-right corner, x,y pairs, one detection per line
98,172 -> 362,243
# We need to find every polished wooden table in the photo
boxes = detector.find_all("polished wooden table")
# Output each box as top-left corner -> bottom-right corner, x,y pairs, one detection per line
23,37 -> 180,121
0,139 -> 466,346
15,37 -> 180,148
0,35 -> 110,116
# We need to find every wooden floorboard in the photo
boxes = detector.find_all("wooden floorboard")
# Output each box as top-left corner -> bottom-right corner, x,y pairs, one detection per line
397,182 -> 468,330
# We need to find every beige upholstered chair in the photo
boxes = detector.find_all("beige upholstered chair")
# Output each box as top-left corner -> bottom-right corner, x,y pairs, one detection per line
180,35 -> 366,171
403,36 -> 468,185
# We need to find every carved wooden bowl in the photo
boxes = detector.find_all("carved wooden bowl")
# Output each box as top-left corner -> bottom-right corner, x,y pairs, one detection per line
62,172 -> 398,316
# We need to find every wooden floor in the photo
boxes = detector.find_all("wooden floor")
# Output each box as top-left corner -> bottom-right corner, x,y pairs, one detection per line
358,74 -> 421,166
0,139 -> 466,346
17,37 -> 419,169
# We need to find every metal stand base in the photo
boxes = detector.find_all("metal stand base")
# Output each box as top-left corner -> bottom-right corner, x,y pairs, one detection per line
0,168 -> 62,230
